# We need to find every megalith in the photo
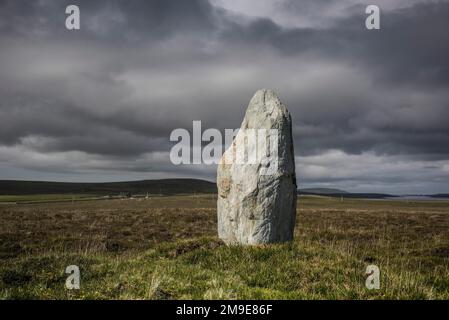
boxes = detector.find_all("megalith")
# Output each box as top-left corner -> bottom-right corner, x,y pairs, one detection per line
217,89 -> 297,245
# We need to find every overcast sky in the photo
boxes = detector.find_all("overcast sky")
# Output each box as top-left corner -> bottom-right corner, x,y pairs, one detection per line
1,0 -> 449,194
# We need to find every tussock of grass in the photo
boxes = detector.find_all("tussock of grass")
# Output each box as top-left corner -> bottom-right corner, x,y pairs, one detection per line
0,196 -> 448,299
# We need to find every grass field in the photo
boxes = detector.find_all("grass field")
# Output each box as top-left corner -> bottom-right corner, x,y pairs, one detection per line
0,195 -> 448,299
0,194 -> 98,203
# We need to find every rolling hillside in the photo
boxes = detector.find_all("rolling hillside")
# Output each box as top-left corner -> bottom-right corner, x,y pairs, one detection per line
0,179 -> 217,196
2,179 -> 443,199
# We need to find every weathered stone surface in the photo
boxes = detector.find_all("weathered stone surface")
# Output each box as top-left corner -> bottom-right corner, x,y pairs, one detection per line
217,89 -> 297,245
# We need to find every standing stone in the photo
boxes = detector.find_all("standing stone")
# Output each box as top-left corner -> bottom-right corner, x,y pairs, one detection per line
217,89 -> 297,245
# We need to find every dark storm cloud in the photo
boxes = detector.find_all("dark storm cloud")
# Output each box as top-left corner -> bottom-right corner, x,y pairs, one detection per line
0,0 -> 216,41
0,0 -> 220,154
223,1 -> 449,86
0,0 -> 448,192
208,0 -> 449,160
243,1 -> 449,158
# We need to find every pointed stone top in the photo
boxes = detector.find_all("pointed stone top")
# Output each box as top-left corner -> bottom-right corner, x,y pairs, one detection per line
249,89 -> 281,106
244,89 -> 290,130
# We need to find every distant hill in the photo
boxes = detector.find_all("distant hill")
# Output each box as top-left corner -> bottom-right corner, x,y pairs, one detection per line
300,188 -> 348,195
3,179 -> 443,200
0,179 -> 217,196
299,188 -> 395,199
429,194 -> 449,198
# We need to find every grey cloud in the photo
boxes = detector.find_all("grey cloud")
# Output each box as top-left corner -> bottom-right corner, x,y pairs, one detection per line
0,0 -> 217,42
223,1 -> 449,87
0,0 -> 448,193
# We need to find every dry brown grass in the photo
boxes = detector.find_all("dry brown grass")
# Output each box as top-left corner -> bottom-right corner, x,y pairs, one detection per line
0,195 -> 448,299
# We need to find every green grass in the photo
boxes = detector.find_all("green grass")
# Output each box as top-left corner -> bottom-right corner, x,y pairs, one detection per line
0,195 -> 448,299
